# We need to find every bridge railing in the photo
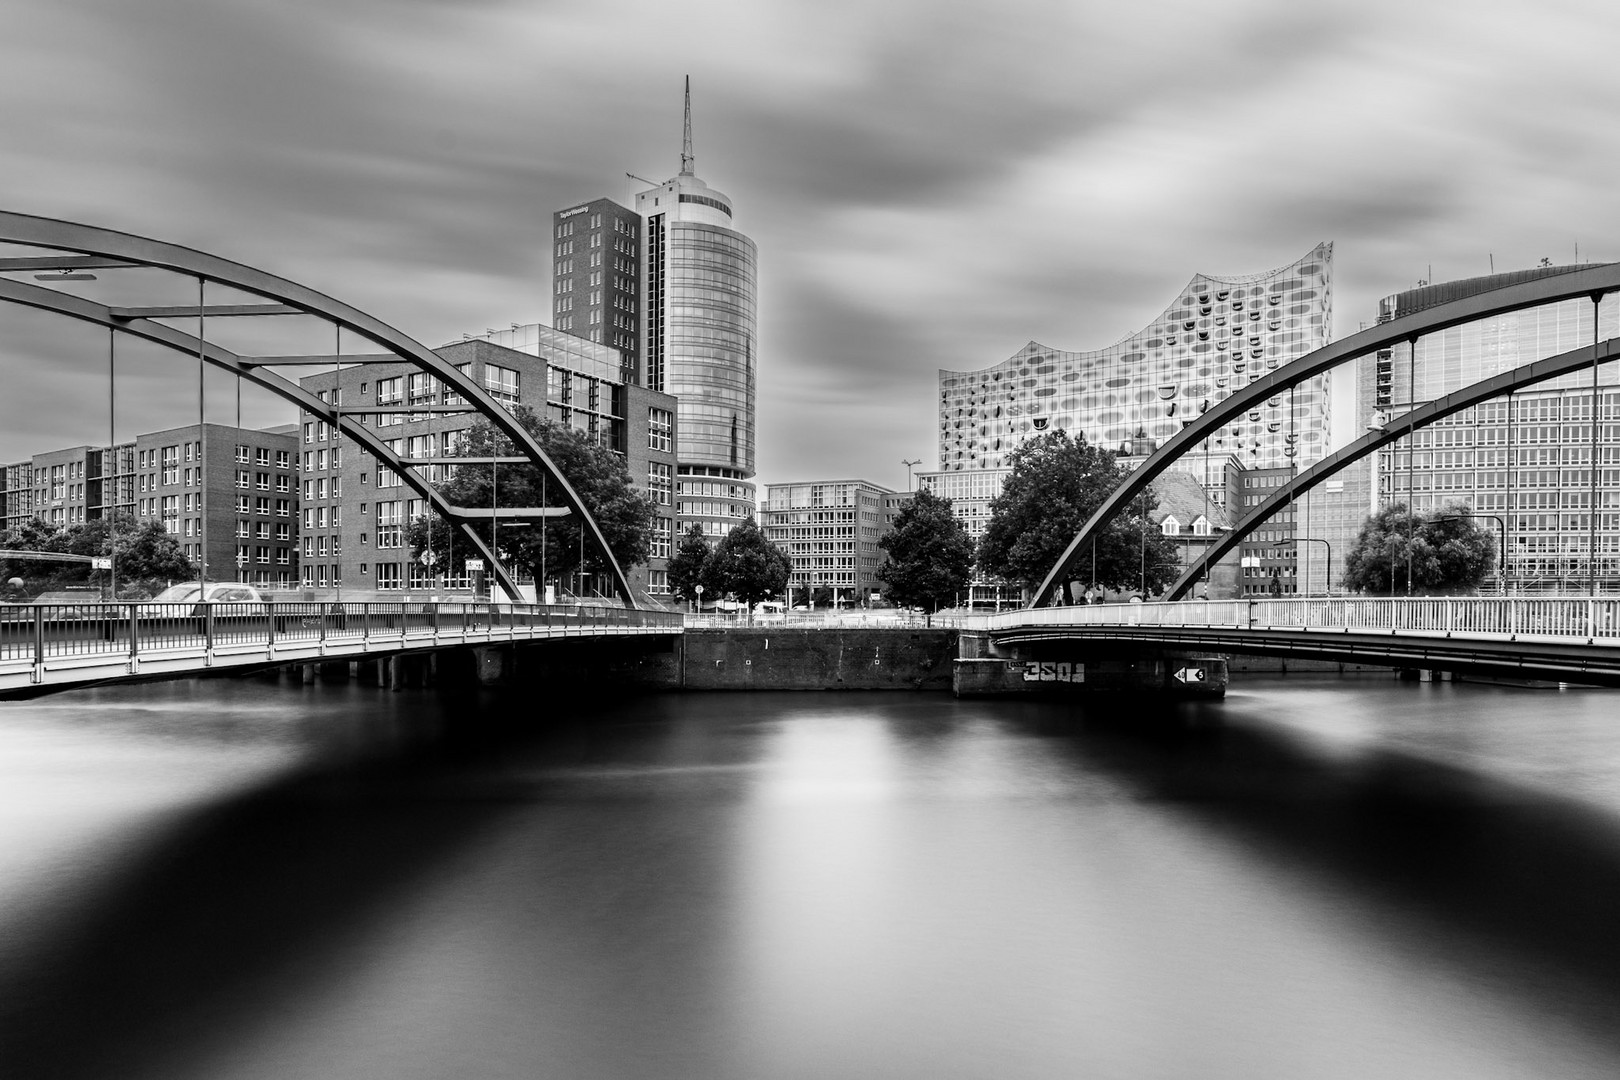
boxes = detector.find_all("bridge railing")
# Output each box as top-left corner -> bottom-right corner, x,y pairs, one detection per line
0,601 -> 684,666
988,596 -> 1620,643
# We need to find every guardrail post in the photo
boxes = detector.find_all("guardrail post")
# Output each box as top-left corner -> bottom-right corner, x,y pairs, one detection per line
265,601 -> 276,647
1446,599 -> 1455,635
32,606 -> 44,672
1588,598 -> 1597,641
128,603 -> 138,662
430,602 -> 439,633
1246,598 -> 1256,630
204,605 -> 215,652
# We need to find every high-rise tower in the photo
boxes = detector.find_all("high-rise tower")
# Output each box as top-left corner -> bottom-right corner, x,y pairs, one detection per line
634,78 -> 759,538
551,197 -> 641,360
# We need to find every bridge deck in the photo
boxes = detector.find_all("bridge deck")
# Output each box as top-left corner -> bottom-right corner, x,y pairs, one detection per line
989,597 -> 1620,685
0,601 -> 683,694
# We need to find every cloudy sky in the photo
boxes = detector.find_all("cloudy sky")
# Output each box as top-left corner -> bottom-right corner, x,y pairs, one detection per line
3,0 -> 1618,491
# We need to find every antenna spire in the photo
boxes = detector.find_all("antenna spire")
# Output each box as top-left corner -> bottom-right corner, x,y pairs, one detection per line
680,75 -> 694,176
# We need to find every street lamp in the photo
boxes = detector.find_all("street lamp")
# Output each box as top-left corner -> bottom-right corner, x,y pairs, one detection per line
901,458 -> 921,492
1296,537 -> 1332,595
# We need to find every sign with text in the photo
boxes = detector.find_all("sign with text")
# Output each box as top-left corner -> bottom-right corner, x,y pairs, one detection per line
1023,661 -> 1083,683
465,558 -> 484,571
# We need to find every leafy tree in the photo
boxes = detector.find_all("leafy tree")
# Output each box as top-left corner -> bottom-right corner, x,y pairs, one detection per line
699,515 -> 791,614
407,407 -> 655,596
666,523 -> 711,605
877,489 -> 974,612
978,430 -> 1180,602
0,513 -> 193,597
72,513 -> 195,583
1343,502 -> 1496,595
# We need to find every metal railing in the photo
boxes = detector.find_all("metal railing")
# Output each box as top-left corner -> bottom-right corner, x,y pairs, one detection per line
0,600 -> 683,667
683,610 -> 990,630
988,596 -> 1620,643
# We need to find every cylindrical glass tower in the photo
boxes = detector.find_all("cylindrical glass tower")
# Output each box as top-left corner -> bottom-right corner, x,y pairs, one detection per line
636,132 -> 759,539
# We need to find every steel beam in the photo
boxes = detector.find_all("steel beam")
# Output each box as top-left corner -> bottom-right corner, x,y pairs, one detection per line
109,303 -> 302,319
448,507 -> 573,520
0,256 -> 136,271
239,354 -> 397,366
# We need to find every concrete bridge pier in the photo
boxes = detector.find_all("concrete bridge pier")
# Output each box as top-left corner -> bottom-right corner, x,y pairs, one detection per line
953,631 -> 1227,699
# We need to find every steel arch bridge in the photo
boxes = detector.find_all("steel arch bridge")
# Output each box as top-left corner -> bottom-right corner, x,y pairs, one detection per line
0,211 -> 637,606
1167,334 -> 1620,598
1032,263 -> 1620,608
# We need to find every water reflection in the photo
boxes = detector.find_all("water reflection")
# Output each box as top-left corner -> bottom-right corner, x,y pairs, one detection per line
2,679 -> 1620,1078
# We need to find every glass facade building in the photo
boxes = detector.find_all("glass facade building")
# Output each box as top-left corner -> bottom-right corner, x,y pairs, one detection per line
635,137 -> 759,539
939,243 -> 1334,474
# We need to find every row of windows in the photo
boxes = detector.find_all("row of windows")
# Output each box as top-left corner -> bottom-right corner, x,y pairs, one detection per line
233,521 -> 291,541
234,545 -> 290,565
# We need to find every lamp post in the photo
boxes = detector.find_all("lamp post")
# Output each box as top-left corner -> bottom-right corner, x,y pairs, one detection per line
1296,537 -> 1332,595
901,458 -> 920,492
1406,335 -> 1418,596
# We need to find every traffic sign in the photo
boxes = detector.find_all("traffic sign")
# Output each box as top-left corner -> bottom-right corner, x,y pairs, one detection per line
91,556 -> 112,570
419,550 -> 438,566
465,558 -> 484,571
1173,666 -> 1206,684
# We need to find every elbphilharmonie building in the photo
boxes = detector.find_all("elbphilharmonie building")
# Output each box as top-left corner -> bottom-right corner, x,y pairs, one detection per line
937,243 -> 1334,473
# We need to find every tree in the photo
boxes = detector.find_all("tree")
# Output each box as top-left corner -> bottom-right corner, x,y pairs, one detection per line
978,429 -> 1180,602
96,516 -> 194,586
407,407 -> 656,597
0,513 -> 193,597
666,523 -> 711,605
1343,502 -> 1496,595
877,489 -> 974,612
699,515 -> 791,614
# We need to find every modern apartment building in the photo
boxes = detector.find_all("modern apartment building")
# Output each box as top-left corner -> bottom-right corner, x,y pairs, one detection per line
297,332 -> 679,599
4,425 -> 299,587
938,243 -> 1334,475
132,424 -> 299,586
761,479 -> 896,605
1362,265 -> 1620,591
3,446 -> 100,532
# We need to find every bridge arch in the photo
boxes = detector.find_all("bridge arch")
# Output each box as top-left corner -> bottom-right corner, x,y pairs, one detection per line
0,211 -> 636,605
1167,335 -> 1620,598
1032,263 -> 1620,607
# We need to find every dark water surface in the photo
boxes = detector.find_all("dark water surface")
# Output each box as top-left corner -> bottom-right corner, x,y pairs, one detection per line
4,675 -> 1620,1078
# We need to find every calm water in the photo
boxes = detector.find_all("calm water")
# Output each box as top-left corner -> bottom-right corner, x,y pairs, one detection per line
4,674 -> 1620,1078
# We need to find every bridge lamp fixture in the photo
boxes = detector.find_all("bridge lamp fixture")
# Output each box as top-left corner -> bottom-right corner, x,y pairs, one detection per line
34,271 -> 97,281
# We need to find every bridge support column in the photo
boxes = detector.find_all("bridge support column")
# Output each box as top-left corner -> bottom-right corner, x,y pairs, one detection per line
954,644 -> 1227,699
